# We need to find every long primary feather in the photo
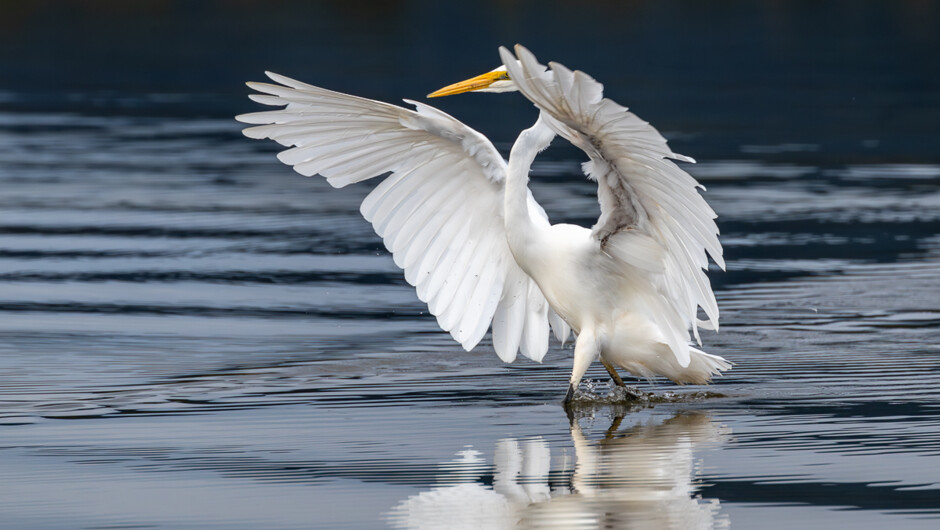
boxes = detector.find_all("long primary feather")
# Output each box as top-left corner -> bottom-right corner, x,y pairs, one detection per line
237,73 -> 557,359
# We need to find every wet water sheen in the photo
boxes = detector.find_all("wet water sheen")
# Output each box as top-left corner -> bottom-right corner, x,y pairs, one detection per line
2,2 -> 940,528
1,106 -> 938,528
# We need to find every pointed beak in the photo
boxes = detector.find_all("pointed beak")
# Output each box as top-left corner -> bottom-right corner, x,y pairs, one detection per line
427,70 -> 506,98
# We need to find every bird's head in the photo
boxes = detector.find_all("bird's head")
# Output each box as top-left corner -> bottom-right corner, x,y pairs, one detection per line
427,65 -> 518,97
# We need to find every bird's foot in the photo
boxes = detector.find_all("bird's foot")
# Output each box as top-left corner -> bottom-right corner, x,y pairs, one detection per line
562,379 -> 648,410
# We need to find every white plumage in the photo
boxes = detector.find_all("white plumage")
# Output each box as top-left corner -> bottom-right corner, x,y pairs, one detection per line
236,45 -> 730,399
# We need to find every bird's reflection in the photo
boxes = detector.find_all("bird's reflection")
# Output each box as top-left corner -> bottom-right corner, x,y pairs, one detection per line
386,412 -> 730,529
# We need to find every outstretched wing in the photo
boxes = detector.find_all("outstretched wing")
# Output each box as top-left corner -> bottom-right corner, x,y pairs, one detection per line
500,46 -> 723,366
237,72 -> 566,361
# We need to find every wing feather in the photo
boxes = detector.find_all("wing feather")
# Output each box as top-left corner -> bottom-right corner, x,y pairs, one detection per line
548,308 -> 571,345
237,73 -> 557,358
400,193 -> 466,275
520,280 -> 550,362
430,220 -> 490,319
491,269 -> 527,362
390,177 -> 466,261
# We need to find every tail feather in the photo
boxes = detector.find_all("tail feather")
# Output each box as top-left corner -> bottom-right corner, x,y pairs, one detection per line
679,347 -> 732,385
608,344 -> 731,386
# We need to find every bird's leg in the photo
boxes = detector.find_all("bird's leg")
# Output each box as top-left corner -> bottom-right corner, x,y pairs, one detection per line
600,359 -> 625,388
564,386 -> 577,422
564,327 -> 600,404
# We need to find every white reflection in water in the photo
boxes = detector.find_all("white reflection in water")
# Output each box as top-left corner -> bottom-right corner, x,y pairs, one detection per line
387,413 -> 730,529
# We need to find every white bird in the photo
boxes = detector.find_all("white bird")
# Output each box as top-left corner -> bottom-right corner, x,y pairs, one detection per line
236,45 -> 730,402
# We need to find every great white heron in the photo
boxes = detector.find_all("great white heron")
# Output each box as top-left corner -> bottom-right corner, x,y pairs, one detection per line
236,45 -> 730,402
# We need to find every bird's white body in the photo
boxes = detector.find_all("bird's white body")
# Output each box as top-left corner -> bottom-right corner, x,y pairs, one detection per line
528,221 -> 732,384
237,45 -> 730,397
504,121 -> 727,387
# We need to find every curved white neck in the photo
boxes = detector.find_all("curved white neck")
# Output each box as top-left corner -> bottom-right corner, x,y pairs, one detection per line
504,115 -> 555,244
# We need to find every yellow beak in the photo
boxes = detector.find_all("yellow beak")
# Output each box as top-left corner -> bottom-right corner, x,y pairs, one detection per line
427,70 -> 506,98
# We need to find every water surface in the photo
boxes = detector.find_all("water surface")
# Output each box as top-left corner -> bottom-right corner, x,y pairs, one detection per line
1,2 -> 939,528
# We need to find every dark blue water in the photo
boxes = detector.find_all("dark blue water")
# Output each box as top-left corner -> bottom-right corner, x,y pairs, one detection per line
1,2 -> 939,528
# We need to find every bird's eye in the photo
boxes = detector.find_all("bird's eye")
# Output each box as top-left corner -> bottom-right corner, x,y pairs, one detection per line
498,72 -> 511,80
